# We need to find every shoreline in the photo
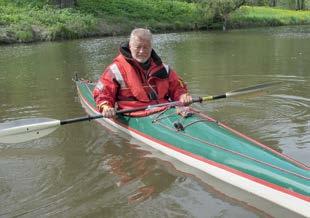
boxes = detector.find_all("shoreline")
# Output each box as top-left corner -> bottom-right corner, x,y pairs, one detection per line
1,5 -> 310,45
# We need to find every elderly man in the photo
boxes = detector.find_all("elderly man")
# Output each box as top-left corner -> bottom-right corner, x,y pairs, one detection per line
93,28 -> 192,118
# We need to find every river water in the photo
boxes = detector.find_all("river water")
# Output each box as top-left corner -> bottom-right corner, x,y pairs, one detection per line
0,26 -> 309,217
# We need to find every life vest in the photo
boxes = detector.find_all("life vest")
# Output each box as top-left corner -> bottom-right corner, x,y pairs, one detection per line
110,54 -> 171,116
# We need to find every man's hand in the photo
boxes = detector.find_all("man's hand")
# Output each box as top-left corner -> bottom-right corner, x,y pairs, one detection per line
100,105 -> 116,118
179,93 -> 192,106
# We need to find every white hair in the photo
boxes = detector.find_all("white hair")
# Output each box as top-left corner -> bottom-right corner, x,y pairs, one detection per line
129,28 -> 153,44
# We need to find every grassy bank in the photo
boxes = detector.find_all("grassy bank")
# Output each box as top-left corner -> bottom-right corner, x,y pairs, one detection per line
230,6 -> 310,28
1,0 -> 310,44
0,3 -> 98,43
0,0 -> 201,44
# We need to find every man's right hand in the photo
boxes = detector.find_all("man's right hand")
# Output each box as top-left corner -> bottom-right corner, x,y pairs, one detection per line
101,105 -> 116,118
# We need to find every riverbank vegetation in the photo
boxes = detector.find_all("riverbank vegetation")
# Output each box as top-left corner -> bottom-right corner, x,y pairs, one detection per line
0,3 -> 97,43
230,6 -> 310,28
1,0 -> 310,44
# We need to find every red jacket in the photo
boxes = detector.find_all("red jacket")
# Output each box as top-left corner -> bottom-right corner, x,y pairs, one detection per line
93,43 -> 188,116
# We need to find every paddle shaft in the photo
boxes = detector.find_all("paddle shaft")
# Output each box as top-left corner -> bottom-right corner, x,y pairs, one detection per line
59,94 -> 231,126
60,81 -> 278,126
0,81 -> 279,144
59,101 -> 183,125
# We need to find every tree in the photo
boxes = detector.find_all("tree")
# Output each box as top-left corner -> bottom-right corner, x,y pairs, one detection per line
269,0 -> 277,7
209,0 -> 247,31
296,0 -> 306,10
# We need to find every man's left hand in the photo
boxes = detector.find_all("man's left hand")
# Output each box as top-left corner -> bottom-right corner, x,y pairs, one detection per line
179,93 -> 192,106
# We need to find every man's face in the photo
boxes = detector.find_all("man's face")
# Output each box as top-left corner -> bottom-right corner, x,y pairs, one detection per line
129,37 -> 152,63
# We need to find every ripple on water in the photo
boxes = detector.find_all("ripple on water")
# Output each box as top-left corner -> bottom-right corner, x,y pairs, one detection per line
0,153 -> 65,217
0,121 -> 120,217
271,94 -> 310,119
247,93 -> 310,164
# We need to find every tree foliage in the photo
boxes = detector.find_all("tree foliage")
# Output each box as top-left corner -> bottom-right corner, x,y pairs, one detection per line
194,0 -> 247,30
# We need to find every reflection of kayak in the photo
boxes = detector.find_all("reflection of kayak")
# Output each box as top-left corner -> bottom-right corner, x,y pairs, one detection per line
76,79 -> 309,217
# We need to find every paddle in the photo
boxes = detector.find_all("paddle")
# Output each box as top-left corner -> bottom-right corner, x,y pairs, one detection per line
0,82 -> 279,144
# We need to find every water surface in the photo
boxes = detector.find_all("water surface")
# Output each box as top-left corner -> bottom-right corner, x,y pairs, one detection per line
0,26 -> 309,217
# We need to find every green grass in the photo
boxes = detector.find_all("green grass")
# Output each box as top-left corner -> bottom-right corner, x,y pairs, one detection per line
76,0 -> 201,32
0,0 -> 201,43
0,3 -> 97,43
1,1 -> 310,44
77,0 -> 198,22
230,6 -> 310,27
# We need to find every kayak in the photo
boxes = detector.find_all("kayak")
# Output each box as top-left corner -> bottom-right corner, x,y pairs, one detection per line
75,79 -> 309,217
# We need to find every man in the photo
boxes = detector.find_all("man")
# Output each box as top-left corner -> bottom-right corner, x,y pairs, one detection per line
93,28 -> 192,118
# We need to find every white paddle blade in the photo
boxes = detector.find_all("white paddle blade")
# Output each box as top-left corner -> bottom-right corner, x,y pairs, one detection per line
0,118 -> 61,144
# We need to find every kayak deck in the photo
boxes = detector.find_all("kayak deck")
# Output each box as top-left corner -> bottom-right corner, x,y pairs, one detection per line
118,107 -> 309,195
76,79 -> 309,216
